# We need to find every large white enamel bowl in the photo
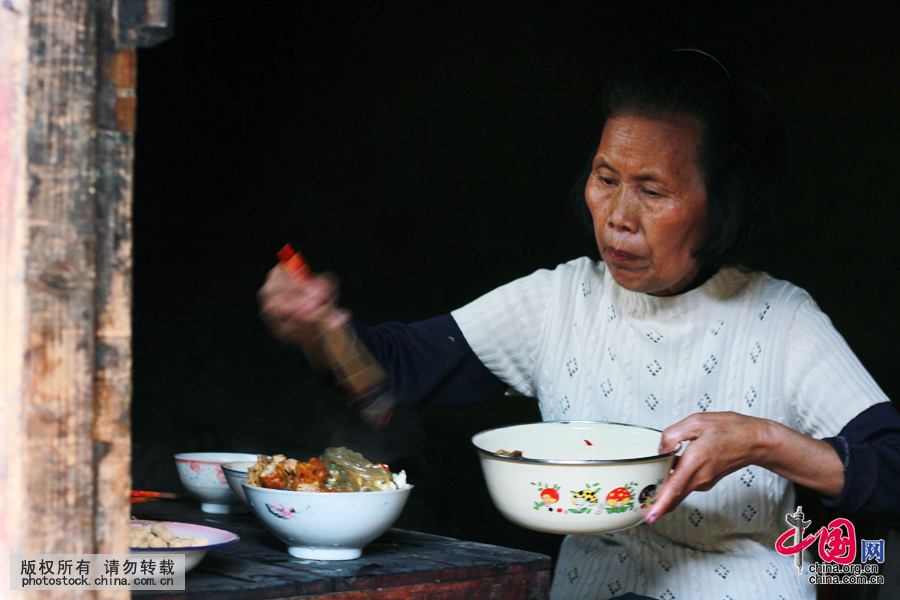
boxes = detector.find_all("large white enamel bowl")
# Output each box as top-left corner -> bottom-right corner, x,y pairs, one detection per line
472,421 -> 677,535
242,483 -> 413,560
175,452 -> 258,513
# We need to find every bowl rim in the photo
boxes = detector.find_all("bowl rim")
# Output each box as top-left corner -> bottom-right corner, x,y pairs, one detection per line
472,420 -> 680,465
241,482 -> 414,495
174,452 -> 259,464
221,461 -> 257,475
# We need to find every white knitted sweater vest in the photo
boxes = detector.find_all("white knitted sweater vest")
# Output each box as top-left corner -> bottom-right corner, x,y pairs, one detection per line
452,258 -> 886,600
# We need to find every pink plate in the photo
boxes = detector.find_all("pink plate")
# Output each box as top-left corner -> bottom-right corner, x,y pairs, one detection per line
130,520 -> 239,573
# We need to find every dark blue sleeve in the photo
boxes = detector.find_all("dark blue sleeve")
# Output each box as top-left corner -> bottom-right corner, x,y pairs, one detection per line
820,402 -> 900,522
349,314 -> 508,407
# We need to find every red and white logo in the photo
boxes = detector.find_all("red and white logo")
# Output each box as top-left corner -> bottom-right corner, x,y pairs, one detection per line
775,506 -> 885,586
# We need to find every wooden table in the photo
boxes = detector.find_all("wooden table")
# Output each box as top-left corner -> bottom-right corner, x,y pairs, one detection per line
132,500 -> 552,599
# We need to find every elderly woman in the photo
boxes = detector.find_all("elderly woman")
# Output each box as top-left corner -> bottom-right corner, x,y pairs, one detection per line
258,50 -> 900,600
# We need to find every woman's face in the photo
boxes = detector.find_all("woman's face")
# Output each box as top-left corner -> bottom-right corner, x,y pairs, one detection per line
586,113 -> 709,296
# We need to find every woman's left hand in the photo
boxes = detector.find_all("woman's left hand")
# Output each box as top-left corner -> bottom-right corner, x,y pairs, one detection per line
645,411 -> 771,523
646,411 -> 845,524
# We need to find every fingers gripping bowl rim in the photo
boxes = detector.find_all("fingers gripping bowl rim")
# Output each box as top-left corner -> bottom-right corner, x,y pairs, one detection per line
472,421 -> 678,535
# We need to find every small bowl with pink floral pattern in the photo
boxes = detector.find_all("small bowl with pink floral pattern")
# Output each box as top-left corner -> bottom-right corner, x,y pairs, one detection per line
175,452 -> 258,514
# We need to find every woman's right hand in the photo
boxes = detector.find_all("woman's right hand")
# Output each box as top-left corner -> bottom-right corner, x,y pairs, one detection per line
257,264 -> 351,347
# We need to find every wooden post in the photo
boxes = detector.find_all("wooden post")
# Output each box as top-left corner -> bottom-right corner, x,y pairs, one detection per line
0,0 -> 33,592
1,1 -> 170,597
93,7 -> 136,598
1,0 -> 106,596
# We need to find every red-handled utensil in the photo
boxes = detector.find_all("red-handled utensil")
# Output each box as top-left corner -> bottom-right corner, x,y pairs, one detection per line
130,491 -> 189,504
131,490 -> 188,499
277,244 -> 310,279
277,245 -> 395,428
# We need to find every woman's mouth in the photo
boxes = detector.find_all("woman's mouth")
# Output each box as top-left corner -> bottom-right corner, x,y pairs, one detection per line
604,246 -> 641,264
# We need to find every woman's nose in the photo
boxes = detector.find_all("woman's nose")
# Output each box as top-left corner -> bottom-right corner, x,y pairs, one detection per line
607,188 -> 639,233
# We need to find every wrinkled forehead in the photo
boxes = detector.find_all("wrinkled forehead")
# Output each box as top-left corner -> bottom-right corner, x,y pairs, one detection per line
597,112 -> 706,181
605,108 -> 706,159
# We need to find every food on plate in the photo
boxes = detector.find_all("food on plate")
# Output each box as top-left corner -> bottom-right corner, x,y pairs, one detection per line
495,449 -> 524,457
130,522 -> 209,548
246,447 -> 408,492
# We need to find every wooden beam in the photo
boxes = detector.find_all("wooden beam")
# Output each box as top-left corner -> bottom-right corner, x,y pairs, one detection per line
1,1 -> 135,597
117,0 -> 174,48
23,0 -> 101,575
92,125 -> 133,596
0,0 -> 164,591
0,0 -> 33,590
93,0 -> 136,574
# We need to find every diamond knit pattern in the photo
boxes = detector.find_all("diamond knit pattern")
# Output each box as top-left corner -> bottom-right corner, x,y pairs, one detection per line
452,258 -> 887,600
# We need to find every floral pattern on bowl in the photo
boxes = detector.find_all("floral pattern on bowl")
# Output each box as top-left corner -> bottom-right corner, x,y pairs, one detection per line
265,503 -> 297,520
177,458 -> 228,486
530,479 -> 662,515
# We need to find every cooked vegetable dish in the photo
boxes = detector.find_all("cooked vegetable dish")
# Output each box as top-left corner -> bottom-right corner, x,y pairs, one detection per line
247,447 -> 408,492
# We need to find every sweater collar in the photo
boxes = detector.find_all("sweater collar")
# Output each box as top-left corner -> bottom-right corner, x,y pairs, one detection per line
607,264 -> 752,319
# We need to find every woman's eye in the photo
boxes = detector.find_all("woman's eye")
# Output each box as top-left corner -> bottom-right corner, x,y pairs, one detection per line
643,188 -> 661,197
599,176 -> 615,186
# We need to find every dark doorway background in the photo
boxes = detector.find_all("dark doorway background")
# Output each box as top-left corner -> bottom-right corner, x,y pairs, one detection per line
131,1 -> 900,564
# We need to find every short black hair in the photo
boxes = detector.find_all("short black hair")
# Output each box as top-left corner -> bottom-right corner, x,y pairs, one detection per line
572,50 -> 787,267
